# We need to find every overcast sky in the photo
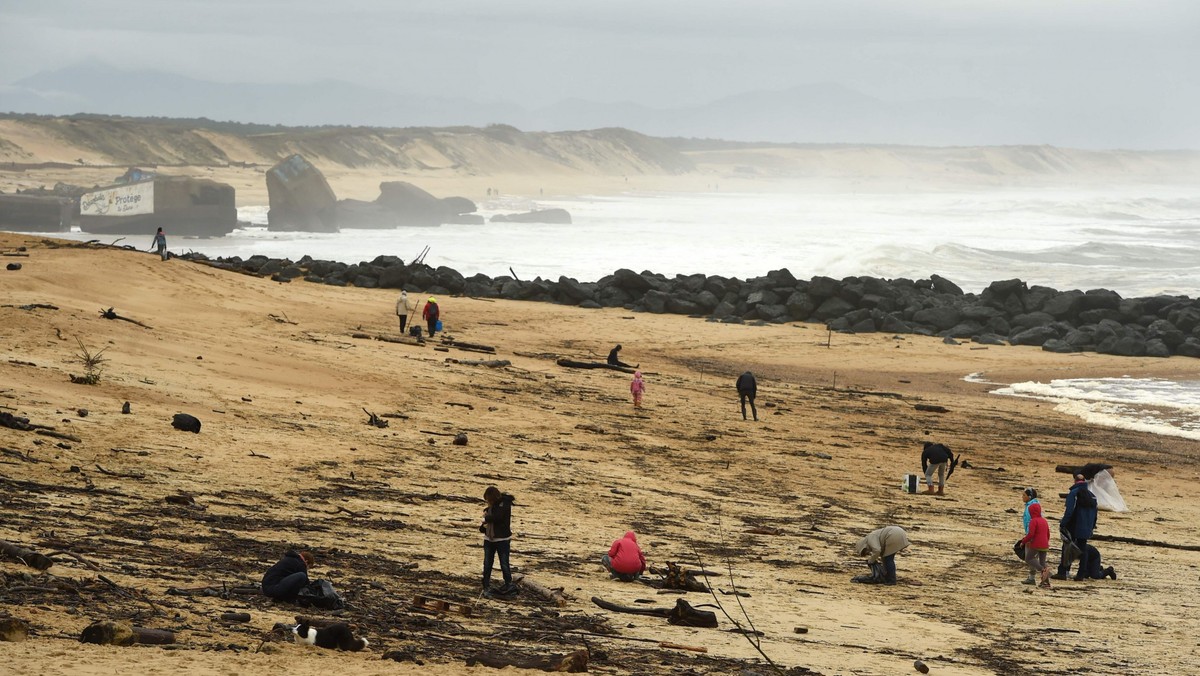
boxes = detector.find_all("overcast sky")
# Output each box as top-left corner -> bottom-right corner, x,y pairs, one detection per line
2,1 -> 1197,144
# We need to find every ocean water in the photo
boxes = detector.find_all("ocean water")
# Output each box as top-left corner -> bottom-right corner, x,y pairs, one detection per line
34,186 -> 1200,440
51,186 -> 1200,298
971,374 -> 1200,441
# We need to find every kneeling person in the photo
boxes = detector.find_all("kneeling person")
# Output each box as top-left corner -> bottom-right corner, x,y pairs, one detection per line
602,531 -> 647,582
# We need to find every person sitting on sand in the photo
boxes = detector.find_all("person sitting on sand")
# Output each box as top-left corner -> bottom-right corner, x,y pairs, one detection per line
607,344 -> 636,368
736,371 -> 758,421
262,550 -> 314,601
602,531 -> 647,582
920,441 -> 955,495
852,526 -> 910,584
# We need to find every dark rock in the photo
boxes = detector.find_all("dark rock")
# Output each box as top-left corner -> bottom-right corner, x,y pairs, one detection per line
1145,338 -> 1171,358
807,276 -> 840,301
1041,339 -> 1079,353
1097,335 -> 1147,356
355,276 -> 379,289
434,266 -> 466,294
613,268 -> 653,293
579,300 -> 602,309
930,274 -> 964,296
1011,325 -> 1061,346
376,181 -> 478,226
371,255 -> 403,267
642,290 -> 670,313
812,296 -> 856,321
5,263 -> 20,271
277,265 -> 305,280
912,306 -> 962,331
973,333 -> 1008,346
784,291 -> 816,321
941,322 -> 984,339
556,276 -> 593,304
1175,338 -> 1200,358
172,413 -> 202,433
985,278 -> 1027,297
767,268 -> 798,286
745,289 -> 780,307
757,304 -> 791,323
266,154 -> 339,232
1010,311 -> 1056,332
257,259 -> 289,276
1042,291 -> 1084,318
878,313 -> 912,333
666,297 -> 703,315
1080,289 -> 1122,311
1147,319 -> 1185,349
711,301 -> 737,319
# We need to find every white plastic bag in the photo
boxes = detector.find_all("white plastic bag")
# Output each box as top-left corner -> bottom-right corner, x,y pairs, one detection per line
1088,469 -> 1128,512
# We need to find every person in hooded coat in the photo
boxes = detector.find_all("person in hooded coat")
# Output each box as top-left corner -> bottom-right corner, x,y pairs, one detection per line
480,485 -> 516,595
1018,503 -> 1053,587
602,531 -> 647,582
1055,474 -> 1099,580
261,550 -> 314,601
853,526 -> 910,584
630,371 -> 645,408
395,290 -> 415,334
422,297 -> 440,336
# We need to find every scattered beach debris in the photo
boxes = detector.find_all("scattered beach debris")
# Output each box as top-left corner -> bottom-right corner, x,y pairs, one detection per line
0,618 -> 30,642
98,307 -> 152,329
466,648 -> 588,672
0,540 -> 54,570
79,621 -> 174,646
590,596 -> 718,628
362,408 -> 389,428
555,357 -> 636,373
914,404 -> 949,413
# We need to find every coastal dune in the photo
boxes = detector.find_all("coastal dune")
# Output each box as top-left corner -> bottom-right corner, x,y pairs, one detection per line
3,233 -> 1200,674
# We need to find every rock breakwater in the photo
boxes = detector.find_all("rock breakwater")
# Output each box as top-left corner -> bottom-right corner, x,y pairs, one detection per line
182,251 -> 1200,359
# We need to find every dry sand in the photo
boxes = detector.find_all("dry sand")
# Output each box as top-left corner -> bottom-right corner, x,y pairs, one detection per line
3,233 -> 1200,675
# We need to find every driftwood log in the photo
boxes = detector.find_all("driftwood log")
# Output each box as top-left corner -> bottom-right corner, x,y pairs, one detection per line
441,339 -> 496,354
219,612 -> 251,622
446,358 -> 511,368
0,540 -> 54,571
98,307 -> 152,329
516,575 -> 568,607
1055,463 -> 1114,479
79,621 -> 175,646
466,649 -> 588,673
1091,533 -> 1200,552
556,358 -> 636,374
591,596 -> 718,628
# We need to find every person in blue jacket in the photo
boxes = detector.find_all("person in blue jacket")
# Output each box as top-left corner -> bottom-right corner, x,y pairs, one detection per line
1054,474 -> 1098,580
1021,487 -> 1041,532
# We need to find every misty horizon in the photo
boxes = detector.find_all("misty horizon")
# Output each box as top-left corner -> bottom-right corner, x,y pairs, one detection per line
1,1 -> 1198,149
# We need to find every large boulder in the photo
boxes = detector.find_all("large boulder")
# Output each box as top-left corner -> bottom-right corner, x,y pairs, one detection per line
612,268 -> 653,293
912,306 -> 962,331
490,208 -> 572,224
1010,325 -> 1061,346
376,181 -> 478,226
266,154 -> 339,232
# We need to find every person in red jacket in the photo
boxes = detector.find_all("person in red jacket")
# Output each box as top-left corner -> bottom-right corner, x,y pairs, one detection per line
1019,502 -> 1053,588
602,531 -> 647,582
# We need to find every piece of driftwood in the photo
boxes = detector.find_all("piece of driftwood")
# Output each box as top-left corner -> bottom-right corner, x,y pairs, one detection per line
95,464 -> 145,479
445,401 -> 475,410
98,307 -> 152,329
556,358 -> 635,374
36,429 -> 81,443
441,339 -> 496,353
411,594 -> 474,616
659,641 -> 708,653
913,404 -> 948,413
48,549 -> 101,571
590,596 -> 718,628
79,621 -> 175,646
375,333 -> 423,345
466,649 -> 588,673
363,408 -> 389,428
1,447 -> 37,463
0,540 -> 54,570
1091,533 -> 1200,552
516,575 -> 568,607
446,358 -> 511,367
1054,463 -> 1113,479
219,612 -> 251,622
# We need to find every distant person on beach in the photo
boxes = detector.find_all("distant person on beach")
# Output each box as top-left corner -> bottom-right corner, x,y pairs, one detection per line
920,441 -> 955,495
851,526 -> 909,585
395,290 -> 414,334
1053,474 -> 1098,580
1018,502 -> 1053,587
602,531 -> 647,582
1021,487 -> 1041,533
630,371 -> 645,409
151,227 -> 167,261
607,344 -> 636,368
422,297 -> 440,337
261,550 -> 314,601
480,485 -> 516,597
736,371 -> 758,421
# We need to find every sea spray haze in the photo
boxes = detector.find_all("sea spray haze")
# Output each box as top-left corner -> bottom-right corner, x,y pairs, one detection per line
45,185 -> 1200,298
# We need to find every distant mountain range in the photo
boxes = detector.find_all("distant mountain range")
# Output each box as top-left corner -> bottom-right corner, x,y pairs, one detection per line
1,63 -> 1195,149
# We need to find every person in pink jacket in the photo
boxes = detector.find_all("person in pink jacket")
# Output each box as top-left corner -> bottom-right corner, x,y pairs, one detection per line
1019,502 -> 1053,588
630,371 -> 645,408
602,531 -> 647,582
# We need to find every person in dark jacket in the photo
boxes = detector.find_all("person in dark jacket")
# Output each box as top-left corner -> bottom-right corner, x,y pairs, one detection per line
1054,474 -> 1099,580
607,344 -> 636,368
920,442 -> 955,495
480,486 -> 516,596
422,297 -> 440,336
1081,543 -> 1117,580
736,371 -> 758,421
261,550 -> 314,601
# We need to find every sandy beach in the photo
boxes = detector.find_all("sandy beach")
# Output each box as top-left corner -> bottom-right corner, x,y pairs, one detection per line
3,232 -> 1200,675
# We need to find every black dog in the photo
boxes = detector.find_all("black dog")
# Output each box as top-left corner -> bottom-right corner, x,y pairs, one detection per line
293,622 -> 368,651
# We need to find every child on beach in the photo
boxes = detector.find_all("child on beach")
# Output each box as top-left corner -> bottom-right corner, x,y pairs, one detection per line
480,485 -> 516,597
1019,502 -> 1053,588
630,371 -> 645,408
